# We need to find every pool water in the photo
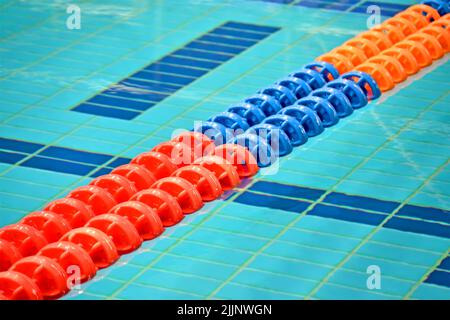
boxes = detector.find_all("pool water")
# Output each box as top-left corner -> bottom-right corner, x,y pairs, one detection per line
0,0 -> 449,300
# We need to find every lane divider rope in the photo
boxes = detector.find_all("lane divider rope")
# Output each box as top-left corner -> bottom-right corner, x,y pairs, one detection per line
0,2 -> 448,300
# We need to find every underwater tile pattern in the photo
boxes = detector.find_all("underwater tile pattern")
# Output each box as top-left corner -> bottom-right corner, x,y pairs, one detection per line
258,0 -> 409,16
0,0 -> 449,299
72,21 -> 281,120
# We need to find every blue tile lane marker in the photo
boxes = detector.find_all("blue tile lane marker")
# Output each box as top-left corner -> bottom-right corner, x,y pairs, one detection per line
350,1 -> 409,16
259,0 -> 408,17
233,181 -> 450,241
0,137 -> 130,177
71,21 -> 281,120
425,255 -> 450,288
0,139 -> 448,244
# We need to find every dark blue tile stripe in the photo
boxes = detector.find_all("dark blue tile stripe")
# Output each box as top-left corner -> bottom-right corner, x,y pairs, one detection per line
89,167 -> 115,178
131,70 -> 194,86
39,146 -> 113,165
359,1 -> 408,11
0,150 -> 27,164
158,56 -> 221,70
397,204 -> 450,225
71,21 -> 280,120
297,0 -> 353,10
22,156 -> 98,176
259,0 -> 408,17
144,62 -> 208,77
0,137 -> 131,177
425,270 -> 450,288
73,103 -> 140,120
384,217 -> 450,239
234,191 -> 311,213
172,48 -> 232,63
350,6 -> 402,16
324,192 -> 399,213
234,181 -> 450,240
88,95 -> 152,111
186,41 -> 245,55
0,137 -> 44,153
424,256 -> 450,288
120,78 -> 181,93
109,157 -> 131,167
437,256 -> 450,272
250,181 -> 324,201
196,34 -> 257,48
258,0 -> 295,4
319,0 -> 360,4
223,21 -> 281,34
310,203 -> 387,226
210,28 -> 268,41
102,88 -> 169,103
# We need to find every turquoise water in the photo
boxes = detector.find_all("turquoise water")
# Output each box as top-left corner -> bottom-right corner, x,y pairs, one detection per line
0,0 -> 449,299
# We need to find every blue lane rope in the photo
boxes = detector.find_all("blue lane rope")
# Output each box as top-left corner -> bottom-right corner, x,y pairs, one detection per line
194,61 -> 381,167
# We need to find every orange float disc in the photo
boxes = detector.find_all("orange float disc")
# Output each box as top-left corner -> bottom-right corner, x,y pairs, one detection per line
406,4 -> 441,23
89,174 -> 137,203
332,45 -> 368,66
109,201 -> 164,240
152,141 -> 195,167
194,156 -> 240,191
382,47 -> 420,75
152,177 -> 203,214
368,55 -> 407,83
61,227 -> 119,269
131,151 -> 178,180
396,10 -> 430,29
44,198 -> 95,229
0,224 -> 47,257
0,271 -> 43,300
172,165 -> 223,202
21,211 -> 72,243
394,40 -> 432,68
407,32 -> 444,59
10,255 -> 68,300
430,18 -> 450,39
0,239 -> 22,272
86,214 -> 142,254
171,132 -> 216,159
209,144 -> 259,178
316,52 -> 354,74
68,185 -> 117,216
355,62 -> 395,92
111,164 -> 157,192
344,37 -> 380,58
358,30 -> 393,51
38,241 -> 97,284
130,189 -> 184,227
372,23 -> 405,44
421,25 -> 450,53
383,16 -> 417,36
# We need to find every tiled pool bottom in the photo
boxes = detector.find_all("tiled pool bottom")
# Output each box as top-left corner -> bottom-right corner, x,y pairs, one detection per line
0,0 -> 449,299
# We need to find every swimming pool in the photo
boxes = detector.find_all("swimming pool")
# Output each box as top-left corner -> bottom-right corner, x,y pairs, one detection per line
0,0 -> 449,300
